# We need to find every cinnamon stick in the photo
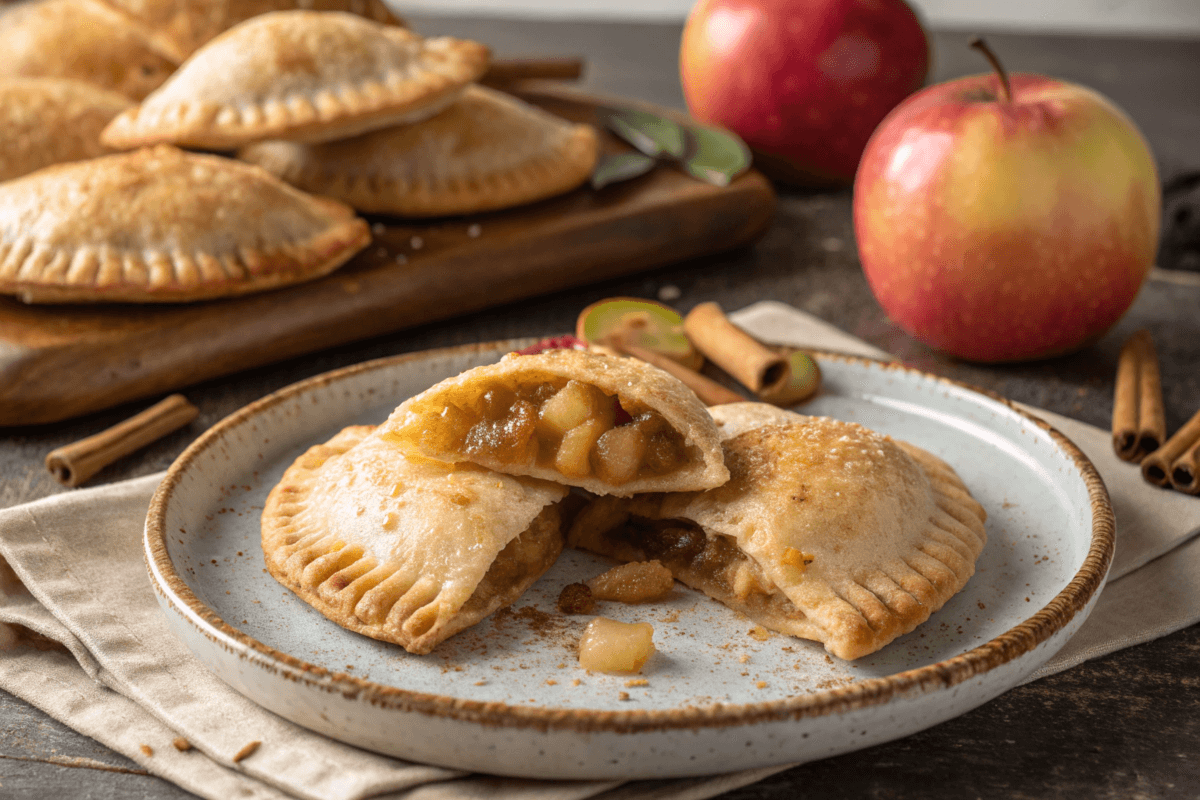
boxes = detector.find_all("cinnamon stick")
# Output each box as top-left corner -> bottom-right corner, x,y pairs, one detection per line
1168,433 -> 1200,495
607,338 -> 743,407
1141,408 -> 1200,489
45,394 -> 198,487
683,302 -> 790,396
1111,330 -> 1166,462
758,348 -> 822,406
482,57 -> 585,87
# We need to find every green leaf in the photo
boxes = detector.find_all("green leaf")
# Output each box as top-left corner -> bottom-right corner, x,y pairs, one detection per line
591,151 -> 658,190
680,124 -> 752,187
602,108 -> 687,159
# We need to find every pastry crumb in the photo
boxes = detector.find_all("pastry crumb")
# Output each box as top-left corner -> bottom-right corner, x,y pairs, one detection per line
658,610 -> 681,623
571,678 -> 582,686
624,679 -> 648,688
748,625 -> 770,641
233,741 -> 261,763
474,680 -> 487,686
618,691 -> 631,701
139,744 -> 154,757
545,679 -> 558,686
172,737 -> 192,752
756,681 -> 768,689
556,662 -> 567,669
738,654 -> 750,664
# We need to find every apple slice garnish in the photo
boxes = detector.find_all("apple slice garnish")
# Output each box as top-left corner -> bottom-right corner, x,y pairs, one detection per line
576,297 -> 703,371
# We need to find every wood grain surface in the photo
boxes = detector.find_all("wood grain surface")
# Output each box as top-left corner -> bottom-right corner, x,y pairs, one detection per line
0,90 -> 775,427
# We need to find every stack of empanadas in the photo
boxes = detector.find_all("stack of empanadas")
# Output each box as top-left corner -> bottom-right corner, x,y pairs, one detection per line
262,350 -> 988,661
0,4 -> 599,304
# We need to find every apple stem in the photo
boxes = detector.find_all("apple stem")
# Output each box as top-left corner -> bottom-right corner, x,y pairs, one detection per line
969,36 -> 1012,102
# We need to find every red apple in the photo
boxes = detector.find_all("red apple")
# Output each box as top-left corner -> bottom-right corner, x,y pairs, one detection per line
854,41 -> 1161,362
680,0 -> 929,185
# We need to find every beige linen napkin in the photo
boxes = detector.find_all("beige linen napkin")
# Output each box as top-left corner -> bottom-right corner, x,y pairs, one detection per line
2,301 -> 1199,798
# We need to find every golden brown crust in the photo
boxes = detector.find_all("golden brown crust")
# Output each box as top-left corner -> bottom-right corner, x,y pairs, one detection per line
261,425 -> 568,654
100,12 -> 490,150
0,145 -> 370,304
95,0 -> 403,62
0,78 -> 132,183
569,407 -> 988,660
0,0 -> 177,100
380,349 -> 730,496
238,85 -> 598,217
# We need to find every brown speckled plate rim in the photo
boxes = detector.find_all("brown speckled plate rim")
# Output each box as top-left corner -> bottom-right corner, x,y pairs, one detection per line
145,340 -> 1115,735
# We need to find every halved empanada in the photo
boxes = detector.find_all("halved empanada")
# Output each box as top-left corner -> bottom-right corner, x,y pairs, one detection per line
0,78 -> 132,183
100,11 -> 490,150
0,0 -> 177,100
262,425 -> 568,654
569,403 -> 988,660
380,350 -> 729,497
0,145 -> 370,303
98,0 -> 403,62
238,85 -> 598,217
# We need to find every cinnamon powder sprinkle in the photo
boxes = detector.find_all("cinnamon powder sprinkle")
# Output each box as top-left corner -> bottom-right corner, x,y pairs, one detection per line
139,744 -> 154,757
172,737 -> 192,752
233,741 -> 261,763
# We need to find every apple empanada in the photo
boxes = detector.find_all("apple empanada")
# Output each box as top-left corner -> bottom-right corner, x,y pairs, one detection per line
380,350 -> 729,496
97,0 -> 403,62
262,424 -> 569,654
100,11 -> 490,150
569,403 -> 988,660
238,85 -> 598,217
0,78 -> 132,184
0,0 -> 177,100
0,145 -> 370,304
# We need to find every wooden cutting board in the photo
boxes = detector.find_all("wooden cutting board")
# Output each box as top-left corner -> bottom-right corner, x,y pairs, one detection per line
0,86 -> 776,426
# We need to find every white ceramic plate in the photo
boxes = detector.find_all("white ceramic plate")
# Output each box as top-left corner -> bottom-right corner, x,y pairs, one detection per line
145,342 -> 1113,780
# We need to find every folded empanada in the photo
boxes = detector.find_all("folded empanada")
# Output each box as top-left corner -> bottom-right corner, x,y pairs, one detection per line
569,403 -> 988,660
262,425 -> 569,654
0,78 -> 132,183
0,145 -> 370,303
98,0 -> 403,62
238,85 -> 598,217
0,0 -> 177,100
380,350 -> 729,497
101,11 -> 490,150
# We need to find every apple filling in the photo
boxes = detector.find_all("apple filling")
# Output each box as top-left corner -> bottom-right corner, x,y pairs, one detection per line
610,517 -> 801,620
411,376 -> 689,485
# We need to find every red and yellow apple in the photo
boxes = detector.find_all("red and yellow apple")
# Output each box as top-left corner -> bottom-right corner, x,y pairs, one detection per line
854,47 -> 1160,362
680,0 -> 929,185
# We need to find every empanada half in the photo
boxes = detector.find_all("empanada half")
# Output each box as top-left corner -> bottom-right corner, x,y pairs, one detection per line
97,0 -> 403,62
0,78 -> 132,183
262,425 -> 569,654
238,85 -> 598,217
0,145 -> 370,304
0,0 -> 177,100
101,11 -> 490,150
380,349 -> 729,497
569,404 -> 988,660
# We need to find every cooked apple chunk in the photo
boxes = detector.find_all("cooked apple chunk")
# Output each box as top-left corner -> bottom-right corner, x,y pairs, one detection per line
578,617 -> 655,674
539,380 -> 613,436
587,560 -> 674,603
